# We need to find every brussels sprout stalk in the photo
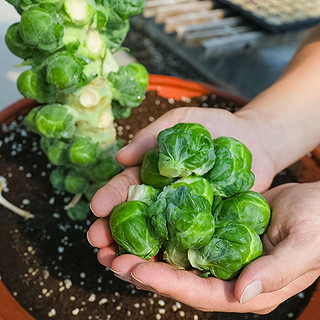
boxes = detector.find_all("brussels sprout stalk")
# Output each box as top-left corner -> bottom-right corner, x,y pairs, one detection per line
5,0 -> 148,220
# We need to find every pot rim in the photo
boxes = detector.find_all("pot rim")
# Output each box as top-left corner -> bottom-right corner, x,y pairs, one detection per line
0,74 -> 319,320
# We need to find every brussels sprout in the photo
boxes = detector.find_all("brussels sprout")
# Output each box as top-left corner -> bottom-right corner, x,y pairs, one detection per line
163,240 -> 191,270
25,106 -> 41,133
17,69 -> 56,104
108,63 -> 149,108
111,101 -> 132,119
127,184 -> 160,206
103,10 -> 129,49
69,137 -> 98,165
162,176 -> 214,206
46,51 -> 87,91
5,23 -> 34,60
35,104 -> 76,139
151,185 -> 215,249
205,137 -> 255,197
112,0 -> 145,19
64,0 -> 94,25
65,171 -> 88,194
88,154 -> 122,182
110,201 -> 162,259
140,148 -> 177,189
213,191 -> 271,235
19,5 -> 64,52
188,220 -> 263,280
67,199 -> 90,221
49,167 -> 67,191
43,138 -> 70,166
157,123 -> 216,178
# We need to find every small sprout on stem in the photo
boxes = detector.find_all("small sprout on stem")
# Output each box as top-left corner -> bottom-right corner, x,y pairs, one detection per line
64,193 -> 82,210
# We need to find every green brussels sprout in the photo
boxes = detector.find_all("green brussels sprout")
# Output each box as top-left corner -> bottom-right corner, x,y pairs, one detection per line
213,191 -> 271,235
112,0 -> 145,19
25,106 -> 41,133
108,63 -> 149,108
88,154 -> 122,182
163,240 -> 191,270
67,199 -> 90,221
69,137 -> 98,165
103,10 -> 129,49
64,0 -> 94,25
92,10 -> 108,31
127,184 -> 160,206
151,185 -> 215,249
188,220 -> 263,280
19,5 -> 64,52
110,200 -> 162,259
162,176 -> 214,206
111,101 -> 132,119
49,167 -> 67,191
17,69 -> 56,104
205,137 -> 255,197
35,104 -> 76,139
140,148 -> 177,189
5,23 -> 35,60
65,171 -> 88,194
46,51 -> 87,91
157,123 -> 216,178
43,138 -> 70,166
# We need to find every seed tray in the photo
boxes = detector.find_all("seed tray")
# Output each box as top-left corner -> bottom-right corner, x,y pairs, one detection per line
217,0 -> 320,33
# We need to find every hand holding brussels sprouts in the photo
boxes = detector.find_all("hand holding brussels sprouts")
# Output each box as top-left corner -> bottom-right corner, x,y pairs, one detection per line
105,123 -> 269,280
89,173 -> 320,314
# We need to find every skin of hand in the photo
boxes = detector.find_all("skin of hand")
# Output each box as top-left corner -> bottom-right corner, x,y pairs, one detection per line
88,181 -> 320,314
87,25 -> 320,314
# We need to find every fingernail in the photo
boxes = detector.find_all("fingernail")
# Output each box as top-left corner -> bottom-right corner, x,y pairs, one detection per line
117,145 -> 129,155
131,273 -> 155,292
110,269 -> 131,283
240,280 -> 262,304
86,231 -> 94,247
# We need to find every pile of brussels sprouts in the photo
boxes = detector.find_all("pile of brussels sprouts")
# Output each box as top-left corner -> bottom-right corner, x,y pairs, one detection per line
110,123 -> 271,280
5,0 -> 148,219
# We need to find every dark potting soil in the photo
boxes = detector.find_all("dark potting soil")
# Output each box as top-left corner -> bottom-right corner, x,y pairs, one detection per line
0,91 -> 317,320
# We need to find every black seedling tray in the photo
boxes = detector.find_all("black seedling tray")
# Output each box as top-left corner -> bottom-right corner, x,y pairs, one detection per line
217,0 -> 320,33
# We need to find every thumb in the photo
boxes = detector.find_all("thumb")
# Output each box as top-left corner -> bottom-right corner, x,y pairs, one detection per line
234,236 -> 316,304
116,126 -> 158,166
116,108 -> 187,166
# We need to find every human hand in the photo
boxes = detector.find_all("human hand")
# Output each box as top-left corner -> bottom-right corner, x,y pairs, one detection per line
88,181 -> 320,314
115,106 -> 276,193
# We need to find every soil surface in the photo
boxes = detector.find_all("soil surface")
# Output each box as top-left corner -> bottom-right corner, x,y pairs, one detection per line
0,91 -> 318,320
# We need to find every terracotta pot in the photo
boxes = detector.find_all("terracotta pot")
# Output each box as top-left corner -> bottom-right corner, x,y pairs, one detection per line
0,74 -> 319,320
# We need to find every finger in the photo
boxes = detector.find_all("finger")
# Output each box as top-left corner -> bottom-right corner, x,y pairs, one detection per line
97,244 -> 118,267
129,261 -> 241,312
262,183 -> 297,203
116,108 -> 191,166
87,217 -> 113,248
234,237 -> 319,304
90,166 -> 140,217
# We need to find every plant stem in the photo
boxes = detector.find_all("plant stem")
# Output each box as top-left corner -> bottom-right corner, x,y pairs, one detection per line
64,193 -> 82,210
0,182 -> 34,220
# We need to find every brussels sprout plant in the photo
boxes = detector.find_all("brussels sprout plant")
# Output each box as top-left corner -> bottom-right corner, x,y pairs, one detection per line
109,123 -> 271,279
5,0 -> 148,220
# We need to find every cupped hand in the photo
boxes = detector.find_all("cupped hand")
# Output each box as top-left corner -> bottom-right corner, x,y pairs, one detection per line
88,180 -> 320,314
114,106 -> 276,193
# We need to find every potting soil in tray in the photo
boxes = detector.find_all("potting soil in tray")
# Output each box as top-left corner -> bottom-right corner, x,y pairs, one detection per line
0,91 -> 317,320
